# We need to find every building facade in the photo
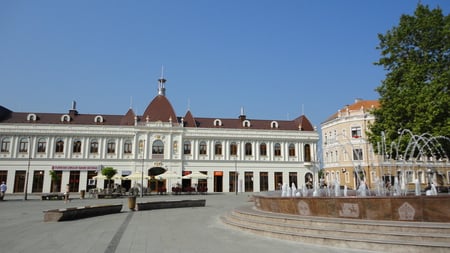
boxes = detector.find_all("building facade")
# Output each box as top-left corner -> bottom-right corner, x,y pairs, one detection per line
321,99 -> 381,190
0,78 -> 319,195
321,98 -> 450,191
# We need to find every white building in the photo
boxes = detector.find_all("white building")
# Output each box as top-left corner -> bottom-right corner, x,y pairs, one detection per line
0,77 -> 319,195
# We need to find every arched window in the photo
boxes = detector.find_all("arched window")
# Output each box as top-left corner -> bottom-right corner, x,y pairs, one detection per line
214,119 -> 222,126
72,139 -> 82,153
199,141 -> 207,155
90,139 -> 98,153
245,142 -> 252,156
124,140 -> 132,154
55,138 -> 64,153
270,121 -> 278,128
288,143 -> 295,157
230,142 -> 238,156
274,143 -> 281,156
260,143 -> 267,156
304,144 -> 311,162
61,114 -> 71,122
152,140 -> 164,154
107,139 -> 116,154
19,138 -> 29,152
37,138 -> 46,153
1,137 -> 11,153
214,141 -> 222,155
94,115 -> 104,123
242,120 -> 251,127
27,113 -> 37,121
184,141 -> 191,155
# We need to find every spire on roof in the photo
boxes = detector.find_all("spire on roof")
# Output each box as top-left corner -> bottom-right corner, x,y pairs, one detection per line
158,65 -> 166,96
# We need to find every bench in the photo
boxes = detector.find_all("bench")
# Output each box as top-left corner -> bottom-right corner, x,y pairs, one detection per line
96,193 -> 122,199
43,204 -> 123,222
41,193 -> 65,200
136,199 -> 206,211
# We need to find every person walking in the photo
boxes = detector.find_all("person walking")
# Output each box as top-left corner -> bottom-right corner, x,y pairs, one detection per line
0,181 -> 7,200
64,184 -> 70,203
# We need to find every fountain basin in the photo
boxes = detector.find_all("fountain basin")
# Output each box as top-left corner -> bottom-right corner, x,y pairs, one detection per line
253,194 -> 450,222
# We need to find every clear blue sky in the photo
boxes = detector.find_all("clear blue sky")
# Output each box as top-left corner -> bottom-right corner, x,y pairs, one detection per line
1,0 -> 448,128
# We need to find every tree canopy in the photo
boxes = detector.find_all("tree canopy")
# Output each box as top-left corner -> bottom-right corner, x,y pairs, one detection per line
368,3 -> 450,157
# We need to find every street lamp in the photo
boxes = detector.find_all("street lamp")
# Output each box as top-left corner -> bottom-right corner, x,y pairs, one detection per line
24,137 -> 31,200
235,156 -> 238,195
140,140 -> 145,198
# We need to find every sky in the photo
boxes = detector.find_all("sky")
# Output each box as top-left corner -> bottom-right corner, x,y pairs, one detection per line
1,0 -> 448,128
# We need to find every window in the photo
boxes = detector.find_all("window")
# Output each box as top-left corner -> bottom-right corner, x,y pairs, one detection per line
124,140 -> 132,154
304,144 -> 311,162
274,143 -> 281,156
353,148 -> 363,160
1,138 -> 11,152
37,138 -> 46,153
19,138 -> 29,153
245,142 -> 252,156
72,139 -> 82,153
230,142 -> 238,156
184,141 -> 191,155
61,114 -> 70,122
90,139 -> 98,153
270,121 -> 278,128
55,139 -> 64,153
199,141 -> 207,155
213,119 -> 222,126
243,120 -> 251,127
288,144 -> 295,157
260,143 -> 267,156
351,126 -> 362,138
214,141 -> 222,155
152,140 -> 164,154
94,115 -> 103,123
107,140 -> 115,154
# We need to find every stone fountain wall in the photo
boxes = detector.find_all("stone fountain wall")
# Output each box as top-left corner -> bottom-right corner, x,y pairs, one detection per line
254,195 -> 450,222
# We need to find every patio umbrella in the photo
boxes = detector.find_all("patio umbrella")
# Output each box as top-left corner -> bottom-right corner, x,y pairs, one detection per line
92,174 -> 107,180
182,171 -> 209,179
155,170 -> 180,180
124,171 -> 150,180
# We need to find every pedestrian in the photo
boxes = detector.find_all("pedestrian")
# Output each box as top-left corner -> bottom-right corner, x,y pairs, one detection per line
0,181 -> 6,200
64,184 -> 70,203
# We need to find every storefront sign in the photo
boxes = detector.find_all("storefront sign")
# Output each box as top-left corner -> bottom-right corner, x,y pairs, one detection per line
52,165 -> 99,171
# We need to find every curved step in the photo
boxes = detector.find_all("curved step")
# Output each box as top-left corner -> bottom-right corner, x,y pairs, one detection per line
221,205 -> 450,253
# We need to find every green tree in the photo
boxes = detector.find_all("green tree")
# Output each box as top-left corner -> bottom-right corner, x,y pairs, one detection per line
368,3 -> 450,157
101,167 -> 117,190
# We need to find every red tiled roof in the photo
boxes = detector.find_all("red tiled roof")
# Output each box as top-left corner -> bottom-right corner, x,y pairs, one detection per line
142,95 -> 177,123
323,99 -> 380,123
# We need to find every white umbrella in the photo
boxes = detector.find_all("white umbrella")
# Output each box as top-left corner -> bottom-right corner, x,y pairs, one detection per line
182,171 -> 209,179
124,171 -> 150,180
156,170 -> 180,180
93,174 -> 107,180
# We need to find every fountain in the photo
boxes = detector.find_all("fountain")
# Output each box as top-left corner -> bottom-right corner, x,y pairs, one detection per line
253,129 -> 450,222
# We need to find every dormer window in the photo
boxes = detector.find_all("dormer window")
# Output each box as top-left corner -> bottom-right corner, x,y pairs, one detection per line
213,119 -> 222,127
94,115 -> 104,123
270,121 -> 278,128
242,120 -> 251,128
27,113 -> 37,121
61,114 -> 71,122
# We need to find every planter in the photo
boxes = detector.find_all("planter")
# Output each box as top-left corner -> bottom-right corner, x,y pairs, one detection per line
128,196 -> 137,211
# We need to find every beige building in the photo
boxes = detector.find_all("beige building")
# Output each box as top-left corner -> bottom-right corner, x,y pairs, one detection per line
321,99 -> 381,190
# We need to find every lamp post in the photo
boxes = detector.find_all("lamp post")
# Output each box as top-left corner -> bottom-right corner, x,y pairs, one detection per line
235,156 -> 238,195
140,140 -> 145,198
234,142 -> 239,195
24,137 -> 31,200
